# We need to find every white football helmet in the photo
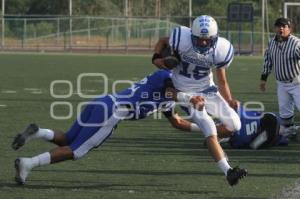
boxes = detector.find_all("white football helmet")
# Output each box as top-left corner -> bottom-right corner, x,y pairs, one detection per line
191,15 -> 218,54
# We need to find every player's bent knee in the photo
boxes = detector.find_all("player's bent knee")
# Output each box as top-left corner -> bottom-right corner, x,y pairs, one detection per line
73,151 -> 82,160
205,134 -> 218,140
72,145 -> 94,160
203,127 -> 217,138
225,112 -> 241,132
227,119 -> 241,132
73,150 -> 87,160
192,109 -> 217,138
232,118 -> 241,132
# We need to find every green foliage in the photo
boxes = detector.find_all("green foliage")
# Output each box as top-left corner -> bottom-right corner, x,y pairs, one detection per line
30,21 -> 55,37
2,0 -> 300,33
72,0 -> 121,16
27,0 -> 69,15
5,0 -> 32,14
6,0 -> 68,15
5,20 -> 24,38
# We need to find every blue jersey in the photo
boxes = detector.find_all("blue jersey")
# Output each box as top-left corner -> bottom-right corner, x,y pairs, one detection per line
229,107 -> 288,148
114,69 -> 174,119
65,70 -> 174,158
229,107 -> 262,148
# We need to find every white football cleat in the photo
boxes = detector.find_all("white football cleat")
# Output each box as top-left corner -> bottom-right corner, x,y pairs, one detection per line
14,158 -> 32,185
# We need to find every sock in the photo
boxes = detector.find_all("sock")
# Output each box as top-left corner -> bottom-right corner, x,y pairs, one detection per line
29,152 -> 51,169
217,157 -> 232,176
29,128 -> 54,141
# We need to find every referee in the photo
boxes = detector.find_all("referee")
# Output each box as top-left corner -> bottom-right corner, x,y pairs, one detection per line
260,17 -> 300,138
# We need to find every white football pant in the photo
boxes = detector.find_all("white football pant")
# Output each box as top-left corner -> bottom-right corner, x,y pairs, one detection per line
190,92 -> 241,137
277,81 -> 300,119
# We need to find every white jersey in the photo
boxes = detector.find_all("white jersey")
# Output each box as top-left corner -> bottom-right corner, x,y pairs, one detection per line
169,26 -> 234,93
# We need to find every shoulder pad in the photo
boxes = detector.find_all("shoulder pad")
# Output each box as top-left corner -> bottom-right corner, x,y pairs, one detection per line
214,37 -> 234,68
169,26 -> 191,53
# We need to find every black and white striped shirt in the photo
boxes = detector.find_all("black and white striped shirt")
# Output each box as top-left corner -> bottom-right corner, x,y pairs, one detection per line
261,34 -> 300,82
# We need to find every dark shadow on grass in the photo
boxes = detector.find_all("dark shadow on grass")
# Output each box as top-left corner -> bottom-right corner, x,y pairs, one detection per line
0,180 -> 216,195
212,197 -> 267,199
36,168 -> 300,179
106,138 -> 297,160
0,181 -> 159,190
249,173 -> 300,178
37,168 -> 223,177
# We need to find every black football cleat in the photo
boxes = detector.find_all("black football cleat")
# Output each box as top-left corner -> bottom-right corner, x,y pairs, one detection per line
226,166 -> 248,186
11,123 -> 39,150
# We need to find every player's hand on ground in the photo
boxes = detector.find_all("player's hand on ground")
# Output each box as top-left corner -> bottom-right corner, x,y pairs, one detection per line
260,80 -> 267,92
190,96 -> 205,111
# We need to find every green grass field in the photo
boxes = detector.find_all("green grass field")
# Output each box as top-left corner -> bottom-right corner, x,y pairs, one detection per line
0,53 -> 299,199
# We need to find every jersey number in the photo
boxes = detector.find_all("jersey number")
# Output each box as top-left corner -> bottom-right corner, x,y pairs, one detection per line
179,61 -> 209,80
246,121 -> 258,136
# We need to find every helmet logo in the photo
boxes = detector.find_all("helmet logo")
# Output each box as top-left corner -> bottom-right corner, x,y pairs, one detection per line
199,17 -> 210,22
200,22 -> 209,27
199,16 -> 210,28
200,28 -> 208,33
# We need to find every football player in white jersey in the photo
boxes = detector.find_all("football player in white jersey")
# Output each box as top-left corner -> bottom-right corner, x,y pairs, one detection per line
152,15 -> 247,186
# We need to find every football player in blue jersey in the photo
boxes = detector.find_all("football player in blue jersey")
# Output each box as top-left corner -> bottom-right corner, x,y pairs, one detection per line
11,69 -> 208,185
218,106 -> 290,149
153,15 -> 247,186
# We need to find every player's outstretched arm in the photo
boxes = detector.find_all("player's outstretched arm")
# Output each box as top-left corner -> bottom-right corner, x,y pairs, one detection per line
163,87 -> 205,132
216,68 -> 239,109
165,113 -> 194,132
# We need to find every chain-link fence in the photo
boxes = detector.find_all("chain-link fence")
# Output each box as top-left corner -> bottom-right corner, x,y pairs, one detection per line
1,16 -> 178,53
1,17 -> 268,52
0,15 -> 299,54
0,0 -> 300,54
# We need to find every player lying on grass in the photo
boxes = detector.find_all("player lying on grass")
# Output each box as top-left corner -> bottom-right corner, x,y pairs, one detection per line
194,104 -> 297,149
12,69 -> 246,186
225,106 -> 299,149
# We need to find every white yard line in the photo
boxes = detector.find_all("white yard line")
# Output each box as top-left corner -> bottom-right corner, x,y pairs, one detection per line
1,90 -> 17,94
85,89 -> 98,93
31,91 -> 43,94
24,88 -> 41,91
24,88 -> 43,94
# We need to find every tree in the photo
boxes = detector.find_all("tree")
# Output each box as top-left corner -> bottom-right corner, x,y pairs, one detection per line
72,0 -> 121,16
5,0 -> 32,15
27,0 -> 68,15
